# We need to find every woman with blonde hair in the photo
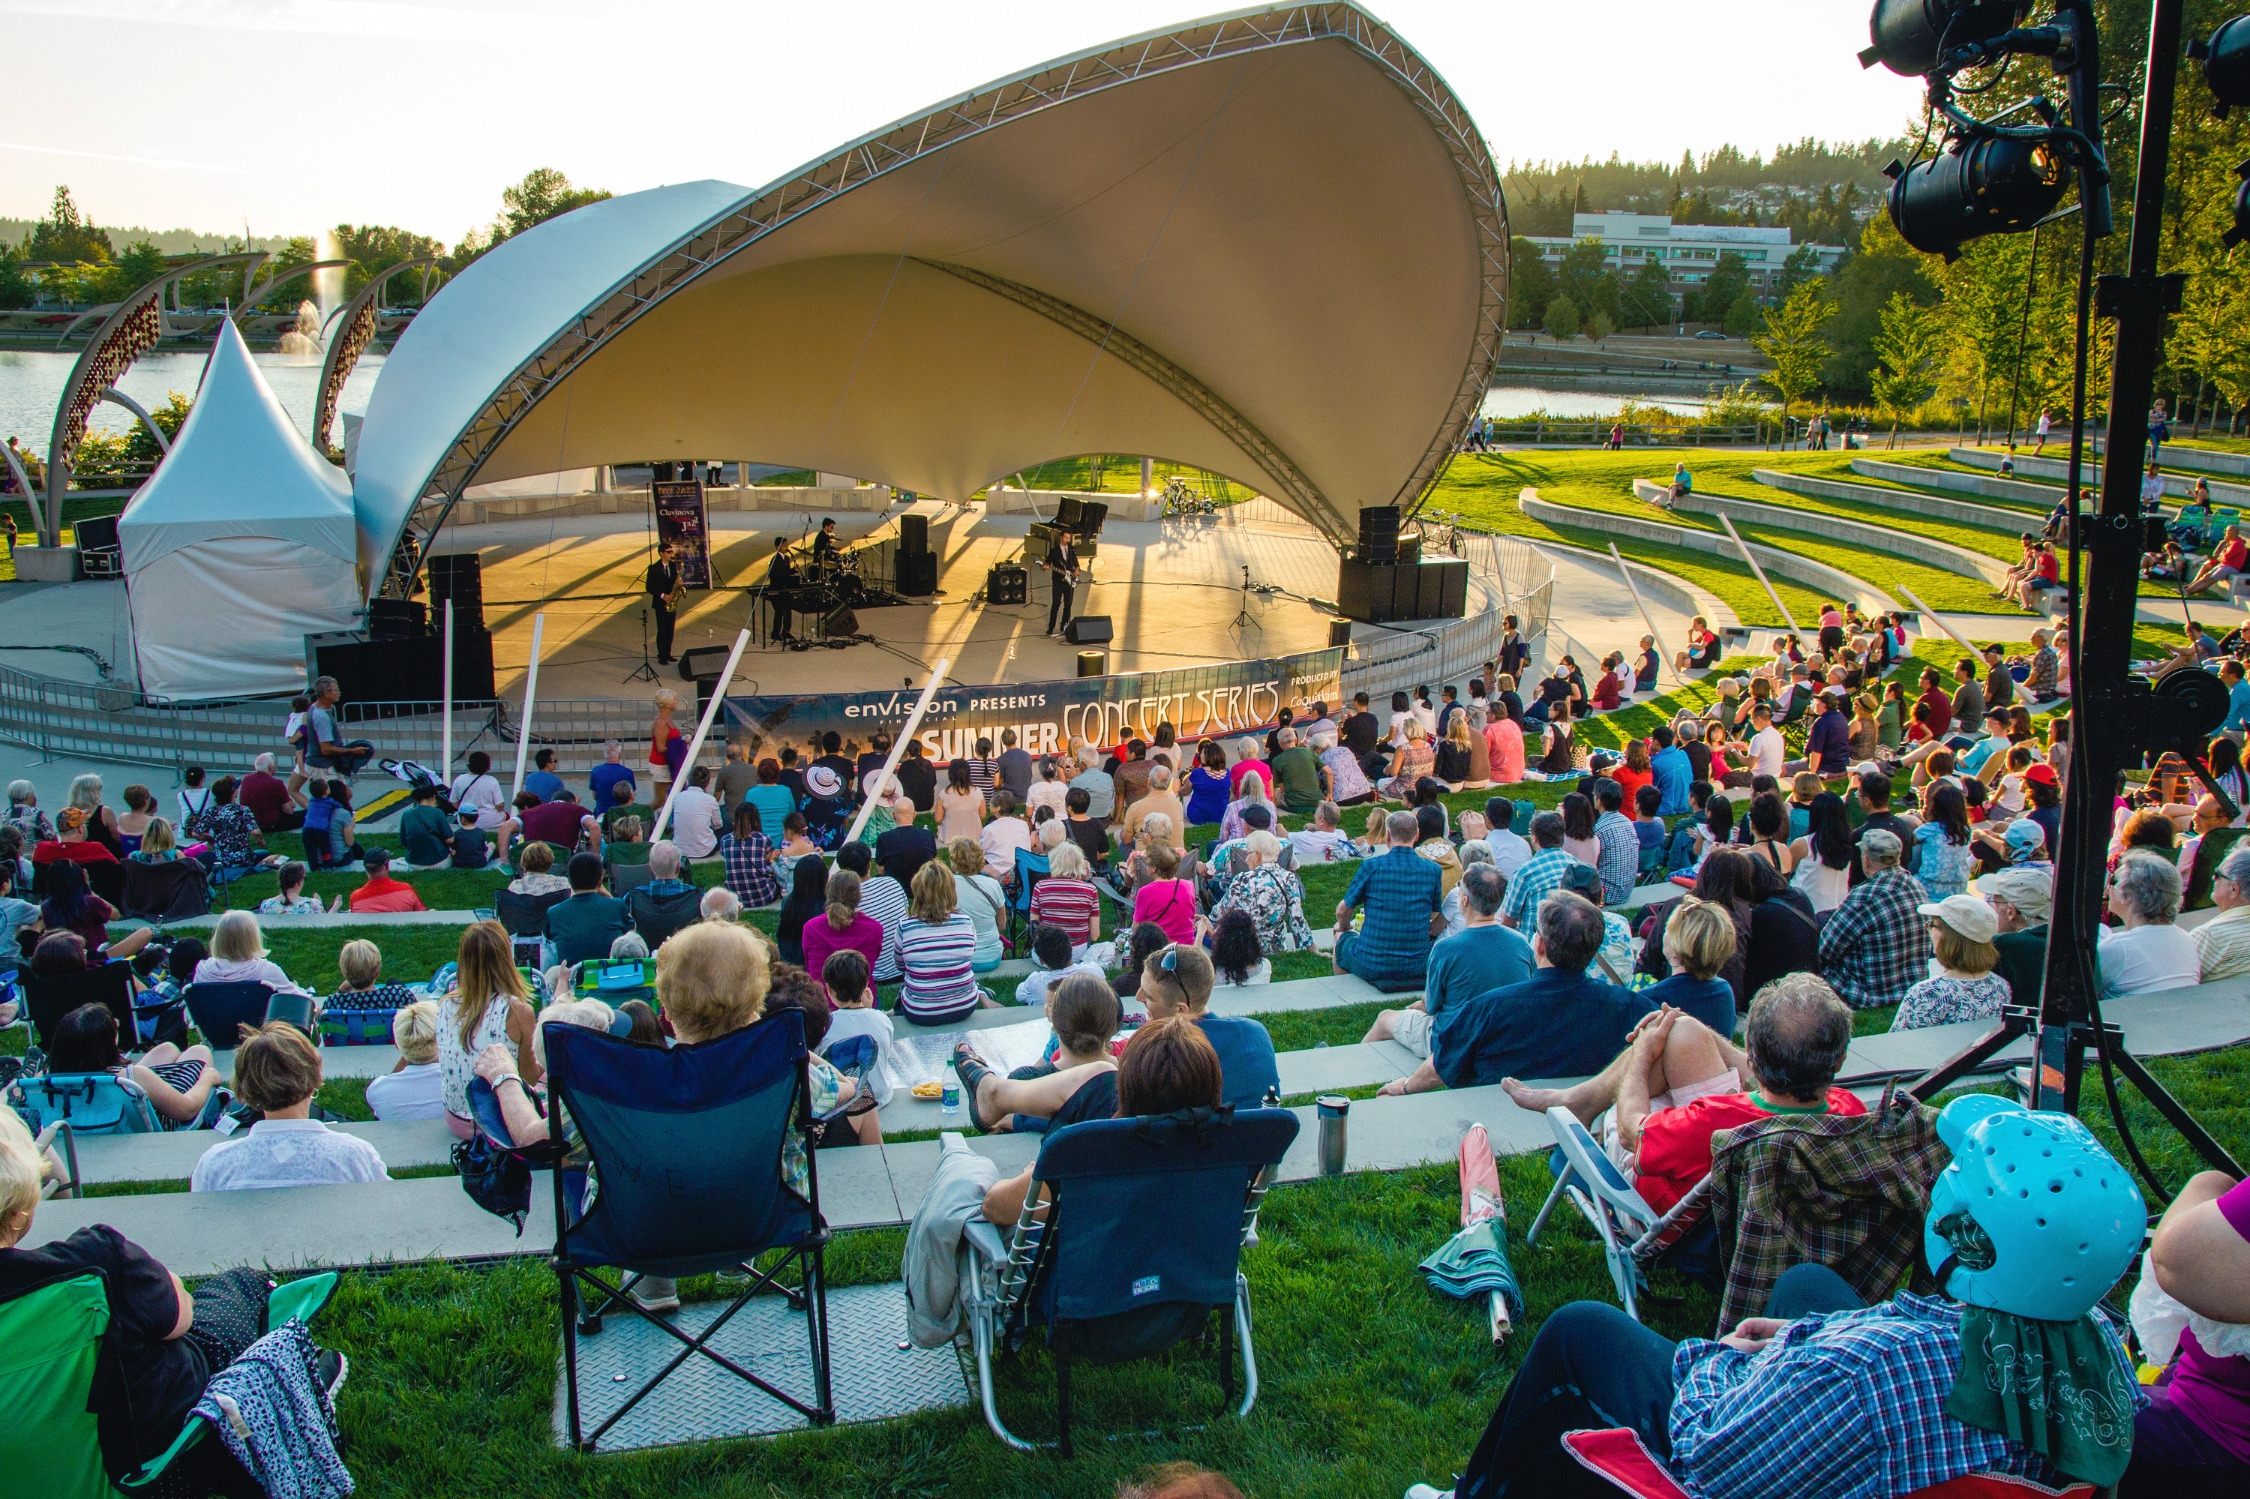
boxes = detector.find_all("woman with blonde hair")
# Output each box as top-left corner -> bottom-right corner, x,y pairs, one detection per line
1029,839 -> 1102,955
195,909 -> 310,994
1434,713 -> 1476,788
434,919 -> 539,1138
897,860 -> 991,1024
949,837 -> 1008,973
366,1000 -> 445,1119
648,688 -> 684,807
1893,893 -> 2011,1030
69,772 -> 125,858
126,816 -> 180,863
1848,692 -> 1883,763
1380,718 -> 1436,800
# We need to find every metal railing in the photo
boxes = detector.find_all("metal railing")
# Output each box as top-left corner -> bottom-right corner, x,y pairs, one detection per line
1473,420 -> 1764,446
1338,521 -> 1553,701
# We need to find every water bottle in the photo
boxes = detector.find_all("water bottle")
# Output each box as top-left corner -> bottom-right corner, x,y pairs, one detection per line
1316,1095 -> 1349,1176
941,1079 -> 961,1115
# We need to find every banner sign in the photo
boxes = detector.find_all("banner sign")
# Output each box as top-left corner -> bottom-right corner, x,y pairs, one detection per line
650,480 -> 712,589
721,647 -> 1345,763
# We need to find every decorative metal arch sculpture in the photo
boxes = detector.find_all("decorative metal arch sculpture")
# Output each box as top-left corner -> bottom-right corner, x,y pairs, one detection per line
401,3 -> 1508,560
229,259 -> 354,325
38,252 -> 267,547
314,257 -> 442,461
98,388 -> 173,458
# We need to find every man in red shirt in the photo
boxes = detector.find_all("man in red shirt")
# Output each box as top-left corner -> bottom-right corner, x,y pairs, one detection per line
2187,523 -> 2250,597
30,806 -> 119,867
1502,972 -> 1865,1214
345,848 -> 427,913
519,791 -> 601,854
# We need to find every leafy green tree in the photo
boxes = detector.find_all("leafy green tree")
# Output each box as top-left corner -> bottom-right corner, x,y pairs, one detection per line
332,224 -> 446,302
27,186 -> 111,263
1751,282 -> 1835,422
0,245 -> 34,309
1777,244 -> 1823,297
1542,292 -> 1580,342
91,240 -> 168,304
1558,237 -> 1620,328
1820,214 -> 1938,398
1691,251 -> 1752,323
1507,237 -> 1555,329
1937,235 -> 2039,442
497,169 -> 612,241
250,236 -> 317,311
1587,309 -> 1615,344
1723,288 -> 1762,338
1868,293 -> 1942,446
1621,255 -> 1674,329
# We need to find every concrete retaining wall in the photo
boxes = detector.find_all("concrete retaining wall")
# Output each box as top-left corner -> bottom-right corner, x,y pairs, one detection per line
1523,532 -> 1740,634
440,485 -> 897,527
1519,487 -> 1896,614
1661,487 -> 2011,588
1947,446 -> 2250,505
1851,458 -> 2055,507
984,487 -> 1162,522
1751,468 -> 2027,532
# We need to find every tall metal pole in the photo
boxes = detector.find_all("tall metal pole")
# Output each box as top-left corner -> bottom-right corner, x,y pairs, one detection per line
651,628 -> 752,843
844,658 -> 953,846
1607,543 -> 1683,687
1712,511 -> 1801,633
440,599 -> 455,783
508,613 -> 546,803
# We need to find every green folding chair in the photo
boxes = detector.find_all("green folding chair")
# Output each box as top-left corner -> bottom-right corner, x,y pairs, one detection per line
0,1269 -> 336,1498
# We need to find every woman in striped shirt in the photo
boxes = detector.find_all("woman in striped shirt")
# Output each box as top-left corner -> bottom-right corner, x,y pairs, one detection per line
1027,840 -> 1103,959
896,862 -> 993,1025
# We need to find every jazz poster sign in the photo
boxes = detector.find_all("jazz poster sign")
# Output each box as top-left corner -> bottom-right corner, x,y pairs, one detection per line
721,648 -> 1345,762
650,480 -> 713,589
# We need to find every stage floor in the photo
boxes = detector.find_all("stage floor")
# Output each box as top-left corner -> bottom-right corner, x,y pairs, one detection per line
423,501 -> 1364,700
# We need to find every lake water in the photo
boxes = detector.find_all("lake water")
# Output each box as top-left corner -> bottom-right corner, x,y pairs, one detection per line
0,348 -> 1704,457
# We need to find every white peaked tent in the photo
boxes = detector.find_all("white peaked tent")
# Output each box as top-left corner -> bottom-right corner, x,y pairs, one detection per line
121,320 -> 362,700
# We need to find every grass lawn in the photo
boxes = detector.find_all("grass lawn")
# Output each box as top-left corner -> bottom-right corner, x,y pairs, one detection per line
277,1037 -> 2249,1499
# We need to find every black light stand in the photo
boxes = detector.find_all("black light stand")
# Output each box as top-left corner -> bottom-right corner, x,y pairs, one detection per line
1895,0 -> 2244,1195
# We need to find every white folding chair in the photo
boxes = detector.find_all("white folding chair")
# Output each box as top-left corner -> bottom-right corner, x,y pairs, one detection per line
1522,1105 -> 1662,1320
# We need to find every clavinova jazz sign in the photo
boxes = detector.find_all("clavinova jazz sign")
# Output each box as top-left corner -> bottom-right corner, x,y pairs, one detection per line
721,648 -> 1344,760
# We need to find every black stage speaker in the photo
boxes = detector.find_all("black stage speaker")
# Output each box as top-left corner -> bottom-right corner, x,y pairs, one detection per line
821,604 -> 860,638
678,645 -> 732,681
986,565 -> 1027,605
306,627 -> 494,705
895,551 -> 938,596
1329,619 -> 1354,648
1064,615 -> 1112,646
1077,651 -> 1106,678
367,599 -> 426,640
1357,505 -> 1401,565
1336,559 -> 1468,624
898,513 -> 930,554
1076,499 -> 1108,535
424,553 -> 485,629
1055,494 -> 1085,529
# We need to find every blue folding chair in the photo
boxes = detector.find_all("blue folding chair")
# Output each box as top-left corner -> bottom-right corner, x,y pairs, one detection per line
545,1014 -> 833,1451
1007,846 -> 1050,945
181,982 -> 274,1049
8,1073 -> 164,1135
321,1007 -> 399,1046
962,1107 -> 1300,1456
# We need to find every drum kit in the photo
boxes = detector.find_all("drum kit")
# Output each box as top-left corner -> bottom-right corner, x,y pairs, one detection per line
758,541 -> 901,651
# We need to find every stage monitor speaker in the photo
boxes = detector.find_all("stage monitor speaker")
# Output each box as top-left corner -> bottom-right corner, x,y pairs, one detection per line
1064,615 -> 1112,646
305,626 -> 494,706
1077,651 -> 1106,678
895,551 -> 938,597
821,605 -> 860,638
678,645 -> 732,682
1329,619 -> 1354,648
1077,499 -> 1107,534
985,565 -> 1027,605
1055,494 -> 1085,529
897,513 -> 929,555
366,599 -> 426,640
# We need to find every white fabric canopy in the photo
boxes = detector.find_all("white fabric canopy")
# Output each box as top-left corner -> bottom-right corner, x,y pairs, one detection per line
122,320 -> 362,700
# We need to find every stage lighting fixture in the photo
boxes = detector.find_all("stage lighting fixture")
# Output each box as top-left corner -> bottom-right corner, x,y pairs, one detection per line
1884,135 -> 2065,258
1860,0 -> 2023,77
2226,159 -> 2250,249
2189,16 -> 2250,117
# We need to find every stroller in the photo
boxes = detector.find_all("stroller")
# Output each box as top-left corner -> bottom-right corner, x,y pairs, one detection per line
377,757 -> 452,809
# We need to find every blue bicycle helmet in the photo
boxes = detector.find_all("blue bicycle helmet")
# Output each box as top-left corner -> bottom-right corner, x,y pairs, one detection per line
1924,1094 -> 2146,1323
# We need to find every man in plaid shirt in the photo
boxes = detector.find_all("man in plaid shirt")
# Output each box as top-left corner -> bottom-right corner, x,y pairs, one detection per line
1500,812 -> 1579,929
1589,779 -> 1641,903
1333,809 -> 1442,992
1815,828 -> 1930,1008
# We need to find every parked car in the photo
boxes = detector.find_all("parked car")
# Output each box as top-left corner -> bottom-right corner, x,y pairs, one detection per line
1694,330 -> 1727,340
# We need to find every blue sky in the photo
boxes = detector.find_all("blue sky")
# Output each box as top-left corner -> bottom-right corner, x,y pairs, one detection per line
0,1 -> 1925,241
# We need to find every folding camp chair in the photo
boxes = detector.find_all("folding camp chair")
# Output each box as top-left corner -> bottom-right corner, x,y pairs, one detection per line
22,963 -> 138,1050
1524,1106 -> 1662,1320
321,1007 -> 400,1046
0,1267 -> 336,1499
182,981 -> 274,1048
1558,1427 -> 2095,1499
1007,846 -> 1050,946
117,859 -> 211,924
545,1014 -> 834,1452
625,882 -> 701,950
961,1107 -> 1300,1456
7,1072 -> 164,1135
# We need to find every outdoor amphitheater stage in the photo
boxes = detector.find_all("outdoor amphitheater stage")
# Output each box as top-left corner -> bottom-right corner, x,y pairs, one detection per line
1,498 -> 1505,705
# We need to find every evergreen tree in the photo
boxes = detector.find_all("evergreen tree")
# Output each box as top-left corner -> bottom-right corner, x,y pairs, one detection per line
27,186 -> 112,263
1692,251 -> 1752,323
1820,215 -> 1939,398
1723,288 -> 1763,338
0,245 -> 33,310
1507,237 -> 1556,329
1558,236 -> 1619,328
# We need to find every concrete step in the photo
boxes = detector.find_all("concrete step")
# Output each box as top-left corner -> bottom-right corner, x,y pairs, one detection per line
1948,446 -> 2250,505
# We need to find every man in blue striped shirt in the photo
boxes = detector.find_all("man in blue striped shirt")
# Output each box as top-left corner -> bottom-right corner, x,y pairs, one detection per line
1333,809 -> 1441,993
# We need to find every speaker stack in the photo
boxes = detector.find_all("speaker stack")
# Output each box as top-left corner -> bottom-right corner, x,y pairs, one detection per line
894,512 -> 937,596
1337,507 -> 1467,624
424,554 -> 487,631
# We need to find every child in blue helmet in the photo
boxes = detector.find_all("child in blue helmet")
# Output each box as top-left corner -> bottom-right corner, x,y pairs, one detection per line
1401,1091 -> 2146,1499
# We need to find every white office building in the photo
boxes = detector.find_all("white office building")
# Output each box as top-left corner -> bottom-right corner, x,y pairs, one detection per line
1522,212 -> 1847,300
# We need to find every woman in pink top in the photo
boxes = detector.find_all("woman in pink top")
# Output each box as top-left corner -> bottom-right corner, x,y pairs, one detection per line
1228,736 -> 1273,798
800,867 -> 885,990
1129,844 -> 1199,945
2135,1169 -> 2250,1471
1484,713 -> 1525,787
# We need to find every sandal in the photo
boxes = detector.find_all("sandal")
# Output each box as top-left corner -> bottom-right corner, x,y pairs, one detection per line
950,1042 -> 1001,1133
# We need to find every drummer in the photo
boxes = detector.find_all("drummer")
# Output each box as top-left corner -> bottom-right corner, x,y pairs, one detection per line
811,516 -> 840,574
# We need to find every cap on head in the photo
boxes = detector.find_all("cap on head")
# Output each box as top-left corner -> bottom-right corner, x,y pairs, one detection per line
1923,1095 -> 2145,1323
1917,892 -> 1998,946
